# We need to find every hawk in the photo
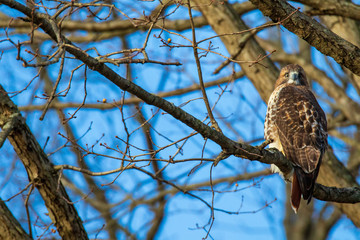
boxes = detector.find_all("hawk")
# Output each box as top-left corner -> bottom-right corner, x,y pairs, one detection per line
264,64 -> 327,213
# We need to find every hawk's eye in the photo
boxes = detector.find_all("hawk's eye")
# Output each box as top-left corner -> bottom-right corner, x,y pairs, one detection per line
285,72 -> 289,78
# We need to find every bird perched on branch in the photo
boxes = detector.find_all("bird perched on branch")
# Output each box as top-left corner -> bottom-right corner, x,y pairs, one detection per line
264,64 -> 328,213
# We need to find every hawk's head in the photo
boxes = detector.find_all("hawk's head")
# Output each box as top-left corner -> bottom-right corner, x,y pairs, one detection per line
275,64 -> 309,88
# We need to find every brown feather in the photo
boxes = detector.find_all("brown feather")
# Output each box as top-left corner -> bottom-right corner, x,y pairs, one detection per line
291,172 -> 301,213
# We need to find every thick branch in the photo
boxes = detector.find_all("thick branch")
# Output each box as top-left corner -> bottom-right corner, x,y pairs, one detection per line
0,83 -> 88,239
299,0 -> 360,21
314,184 -> 360,203
0,198 -> 32,240
249,0 -> 360,76
0,113 -> 19,148
316,150 -> 360,226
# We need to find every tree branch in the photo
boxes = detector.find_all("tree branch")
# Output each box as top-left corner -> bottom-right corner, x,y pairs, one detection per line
0,197 -> 32,240
249,0 -> 360,76
314,184 -> 360,203
0,113 -> 19,148
0,82 -> 89,239
299,0 -> 360,21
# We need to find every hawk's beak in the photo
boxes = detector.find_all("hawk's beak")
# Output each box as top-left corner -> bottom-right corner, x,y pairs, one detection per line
289,71 -> 300,85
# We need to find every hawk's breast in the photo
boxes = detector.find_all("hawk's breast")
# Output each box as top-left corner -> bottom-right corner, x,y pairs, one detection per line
264,85 -> 283,150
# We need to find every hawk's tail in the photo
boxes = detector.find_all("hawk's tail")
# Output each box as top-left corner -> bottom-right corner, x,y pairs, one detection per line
291,166 -> 320,213
291,172 -> 301,213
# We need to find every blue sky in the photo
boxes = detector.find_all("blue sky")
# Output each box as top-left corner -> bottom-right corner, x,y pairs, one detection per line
0,0 -> 359,239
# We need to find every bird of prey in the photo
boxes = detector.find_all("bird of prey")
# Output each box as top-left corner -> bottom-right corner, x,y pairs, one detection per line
264,64 -> 328,212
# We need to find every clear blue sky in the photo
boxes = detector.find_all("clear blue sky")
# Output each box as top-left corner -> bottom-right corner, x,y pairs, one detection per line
0,1 -> 359,239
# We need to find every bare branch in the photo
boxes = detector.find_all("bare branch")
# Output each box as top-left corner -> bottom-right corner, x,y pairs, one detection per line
299,0 -> 360,21
0,83 -> 89,239
0,197 -> 32,240
249,0 -> 360,76
188,0 -> 221,132
314,184 -> 360,203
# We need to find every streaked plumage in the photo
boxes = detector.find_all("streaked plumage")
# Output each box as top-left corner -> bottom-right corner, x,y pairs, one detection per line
264,64 -> 327,212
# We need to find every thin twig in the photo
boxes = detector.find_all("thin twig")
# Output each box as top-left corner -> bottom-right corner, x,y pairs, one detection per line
39,49 -> 65,120
53,163 -> 136,176
187,0 -> 221,132
25,184 -> 35,238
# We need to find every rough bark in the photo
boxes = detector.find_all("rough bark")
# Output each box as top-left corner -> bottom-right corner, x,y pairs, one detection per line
0,198 -> 32,240
298,0 -> 360,21
249,0 -> 360,76
317,2 -> 360,94
0,84 -> 88,239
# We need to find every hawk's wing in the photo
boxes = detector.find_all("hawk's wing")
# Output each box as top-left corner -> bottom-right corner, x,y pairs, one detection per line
275,85 -> 327,201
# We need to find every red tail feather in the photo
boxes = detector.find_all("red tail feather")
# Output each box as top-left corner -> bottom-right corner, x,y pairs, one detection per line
291,172 -> 301,213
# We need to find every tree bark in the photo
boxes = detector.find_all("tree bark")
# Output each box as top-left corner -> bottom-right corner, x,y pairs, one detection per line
249,0 -> 360,76
0,198 -> 32,240
317,1 -> 360,94
0,85 -> 89,240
